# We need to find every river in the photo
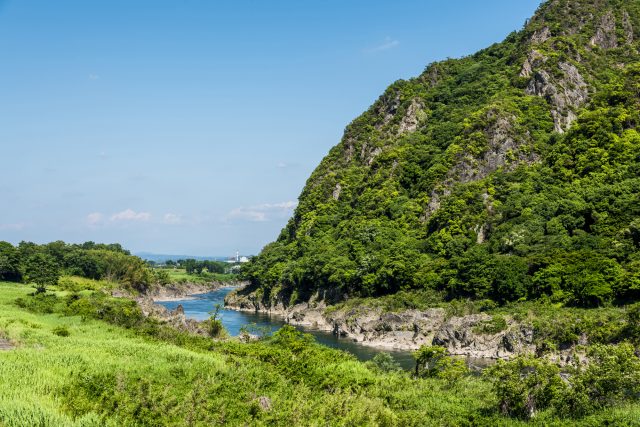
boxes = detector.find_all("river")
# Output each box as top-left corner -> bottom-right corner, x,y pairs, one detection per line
157,286 -> 417,370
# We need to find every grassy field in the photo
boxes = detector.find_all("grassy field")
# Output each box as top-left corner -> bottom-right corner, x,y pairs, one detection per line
1,281 -> 639,426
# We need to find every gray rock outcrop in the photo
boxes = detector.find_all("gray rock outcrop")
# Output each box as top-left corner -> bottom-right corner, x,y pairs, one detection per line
525,61 -> 589,132
225,286 -> 544,360
590,10 -> 618,49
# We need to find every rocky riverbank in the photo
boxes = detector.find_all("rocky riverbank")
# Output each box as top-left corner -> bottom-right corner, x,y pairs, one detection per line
135,296 -> 208,335
144,280 -> 245,301
129,281 -> 245,335
224,286 -> 582,363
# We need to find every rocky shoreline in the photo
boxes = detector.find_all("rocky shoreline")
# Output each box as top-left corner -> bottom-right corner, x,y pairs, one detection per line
224,286 -> 581,363
130,281 -> 245,336
144,281 -> 229,301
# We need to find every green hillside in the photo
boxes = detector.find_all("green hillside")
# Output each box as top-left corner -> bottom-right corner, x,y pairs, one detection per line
244,0 -> 640,308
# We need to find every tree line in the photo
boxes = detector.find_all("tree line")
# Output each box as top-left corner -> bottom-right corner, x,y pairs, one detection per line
163,259 -> 228,274
0,240 -> 152,293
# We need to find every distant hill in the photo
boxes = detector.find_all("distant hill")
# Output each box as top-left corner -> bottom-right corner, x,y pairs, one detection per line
135,252 -> 230,263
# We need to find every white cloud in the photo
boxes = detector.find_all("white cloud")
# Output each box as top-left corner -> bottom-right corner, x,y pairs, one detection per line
89,73 -> 100,80
276,162 -> 288,169
227,201 -> 298,222
163,213 -> 182,225
86,212 -> 104,226
110,209 -> 151,222
228,208 -> 267,222
365,37 -> 400,53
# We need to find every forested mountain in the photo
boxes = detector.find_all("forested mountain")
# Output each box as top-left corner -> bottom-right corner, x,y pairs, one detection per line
244,0 -> 640,308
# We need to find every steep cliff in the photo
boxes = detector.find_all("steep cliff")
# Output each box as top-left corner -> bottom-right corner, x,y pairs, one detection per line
243,0 -> 640,309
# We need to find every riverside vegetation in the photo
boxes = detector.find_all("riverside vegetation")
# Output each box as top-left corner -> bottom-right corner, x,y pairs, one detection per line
2,279 -> 640,425
1,241 -> 640,423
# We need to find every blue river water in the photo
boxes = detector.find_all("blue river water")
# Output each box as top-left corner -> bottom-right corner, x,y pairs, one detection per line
157,286 -> 417,370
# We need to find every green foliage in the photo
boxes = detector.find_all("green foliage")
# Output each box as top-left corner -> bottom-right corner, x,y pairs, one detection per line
152,268 -> 171,285
413,345 -> 469,385
325,289 -> 446,315
15,293 -> 60,314
64,293 -> 146,329
52,325 -> 70,337
270,325 -> 314,353
1,240 -> 154,293
0,241 -> 21,282
238,322 -> 272,340
369,352 -> 402,373
164,267 -> 237,285
474,315 -> 508,335
23,253 -> 60,293
487,344 -> 640,420
3,281 -> 640,425
626,302 -> 640,342
559,343 -> 640,417
485,356 -> 567,419
178,258 -> 228,275
204,304 -> 226,338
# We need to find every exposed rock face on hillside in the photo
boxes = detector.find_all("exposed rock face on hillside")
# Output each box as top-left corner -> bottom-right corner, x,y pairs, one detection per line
525,61 -> 589,132
242,0 -> 640,335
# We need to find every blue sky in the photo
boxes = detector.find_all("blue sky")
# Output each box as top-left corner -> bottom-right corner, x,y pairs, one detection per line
0,0 -> 542,256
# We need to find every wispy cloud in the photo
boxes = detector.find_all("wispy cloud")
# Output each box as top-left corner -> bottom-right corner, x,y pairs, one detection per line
228,208 -> 267,222
86,212 -> 104,226
227,201 -> 297,223
86,210 -> 180,226
163,213 -> 182,225
110,209 -> 151,222
89,73 -> 100,80
365,37 -> 400,53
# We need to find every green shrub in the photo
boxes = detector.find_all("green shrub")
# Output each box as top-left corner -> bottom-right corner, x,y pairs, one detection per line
559,343 -> 640,417
203,304 -> 226,338
626,302 -> 640,342
485,356 -> 566,419
14,293 -> 60,314
413,345 -> 469,385
473,315 -> 508,335
369,352 -> 402,373
63,293 -> 144,328
52,325 -> 70,337
57,277 -> 83,292
270,325 -> 314,352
